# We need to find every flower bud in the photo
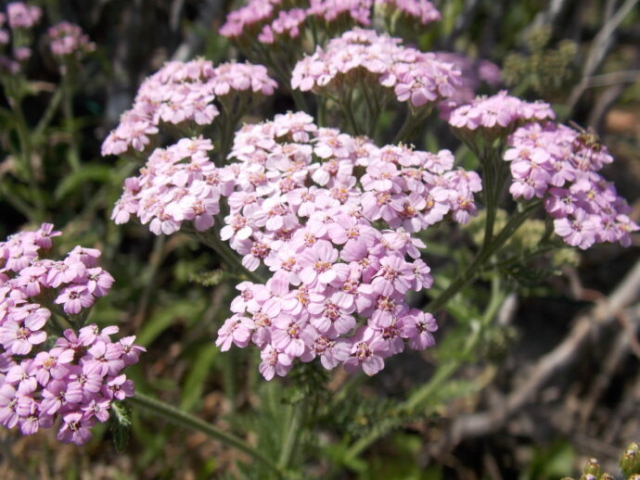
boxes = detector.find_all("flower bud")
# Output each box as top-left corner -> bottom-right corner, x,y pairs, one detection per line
581,458 -> 602,479
620,442 -> 640,477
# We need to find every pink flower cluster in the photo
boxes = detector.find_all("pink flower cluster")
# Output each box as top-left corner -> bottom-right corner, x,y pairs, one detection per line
0,225 -> 143,444
112,137 -> 234,235
0,3 -> 42,74
376,0 -> 440,25
308,0 -> 372,25
504,123 -> 639,249
292,29 -> 462,108
47,22 -> 95,60
220,0 -> 440,43
258,8 -> 307,44
101,60 -> 277,156
1,224 -> 114,316
6,2 -> 41,29
220,0 -> 374,41
445,90 -> 555,134
215,112 -> 482,379
433,52 -> 501,106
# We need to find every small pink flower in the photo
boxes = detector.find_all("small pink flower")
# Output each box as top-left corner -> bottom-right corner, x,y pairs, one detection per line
55,285 -> 94,315
57,412 -> 95,445
343,327 -> 388,376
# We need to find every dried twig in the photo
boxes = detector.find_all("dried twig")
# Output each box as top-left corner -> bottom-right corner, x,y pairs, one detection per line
530,0 -> 573,28
447,260 -> 640,445
567,0 -> 640,112
579,304 -> 640,425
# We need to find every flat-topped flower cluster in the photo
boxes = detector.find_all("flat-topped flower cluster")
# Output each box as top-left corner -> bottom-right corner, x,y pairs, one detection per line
505,122 -> 638,249
47,21 -> 95,60
101,59 -> 277,156
0,2 -> 42,73
101,11 -> 640,387
215,112 -> 481,379
220,0 -> 440,43
292,28 -> 462,108
444,90 -> 556,134
0,225 -> 143,444
0,3 -> 94,75
112,137 -> 233,235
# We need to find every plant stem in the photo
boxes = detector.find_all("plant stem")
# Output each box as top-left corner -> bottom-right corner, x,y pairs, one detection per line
135,234 -> 166,326
344,273 -> 507,462
342,89 -> 361,136
193,227 -> 267,284
8,94 -> 45,221
33,86 -> 63,142
128,391 -> 283,477
61,74 -> 81,173
427,199 -> 542,314
277,400 -> 305,470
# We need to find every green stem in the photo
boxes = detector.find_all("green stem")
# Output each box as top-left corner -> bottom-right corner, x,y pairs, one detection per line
61,74 -> 81,172
135,234 -> 166,324
128,391 -> 283,477
358,78 -> 376,132
317,96 -> 327,128
343,358 -> 456,462
0,181 -> 35,219
342,89 -> 361,136
8,95 -> 45,221
344,274 -> 507,462
483,243 -> 557,273
33,86 -> 64,142
392,107 -> 430,145
277,400 -> 305,470
428,199 -> 542,314
192,227 -> 267,284
481,152 -> 497,250
391,112 -> 415,144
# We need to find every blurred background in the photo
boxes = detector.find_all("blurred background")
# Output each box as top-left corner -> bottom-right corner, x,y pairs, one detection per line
0,0 -> 639,478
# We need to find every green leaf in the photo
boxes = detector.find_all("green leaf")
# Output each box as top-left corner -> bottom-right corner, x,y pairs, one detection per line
180,343 -> 218,412
54,164 -> 114,201
110,402 -> 132,453
135,297 -> 206,347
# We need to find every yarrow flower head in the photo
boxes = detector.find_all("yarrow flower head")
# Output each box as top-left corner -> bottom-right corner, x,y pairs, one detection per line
6,2 -> 41,29
213,112 -> 481,379
444,90 -> 556,139
433,52 -> 501,106
101,59 -> 277,156
220,0 -> 441,45
112,137 -> 233,235
504,122 -> 639,249
0,2 -> 43,74
375,0 -> 441,25
0,225 -> 144,445
47,22 -> 95,61
221,0 -> 375,43
292,28 -> 462,109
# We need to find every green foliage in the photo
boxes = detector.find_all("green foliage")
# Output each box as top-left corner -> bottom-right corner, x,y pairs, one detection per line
621,442 -> 640,478
189,269 -> 232,287
135,294 -> 207,347
519,441 -> 575,480
53,163 -> 115,201
464,209 -> 580,290
502,26 -> 578,96
355,433 -> 440,480
110,402 -> 133,453
180,343 -> 219,412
